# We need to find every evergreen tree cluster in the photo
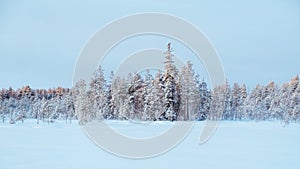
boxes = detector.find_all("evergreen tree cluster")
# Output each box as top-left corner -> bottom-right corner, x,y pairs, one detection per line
73,43 -> 208,124
73,44 -> 300,125
0,86 -> 74,124
1,44 -> 299,125
208,77 -> 300,125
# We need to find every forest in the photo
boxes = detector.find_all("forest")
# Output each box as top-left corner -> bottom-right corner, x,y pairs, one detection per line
0,44 -> 299,125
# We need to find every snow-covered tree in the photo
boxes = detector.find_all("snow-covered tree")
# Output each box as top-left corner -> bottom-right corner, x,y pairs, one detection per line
0,98 -> 9,123
257,81 -> 277,120
32,96 -> 41,124
197,79 -> 211,121
89,65 -> 107,119
14,95 -> 31,123
7,97 -> 16,124
40,97 -> 55,124
234,84 -> 247,120
128,73 -> 145,120
208,86 -> 224,120
141,70 -> 154,120
160,43 -> 179,121
219,80 -> 231,120
242,84 -> 263,120
64,92 -> 75,123
281,76 -> 299,124
178,61 -> 199,120
111,75 -> 129,120
73,80 -> 92,125
227,83 -> 248,120
142,70 -> 164,121
291,81 -> 300,123
103,71 -> 114,119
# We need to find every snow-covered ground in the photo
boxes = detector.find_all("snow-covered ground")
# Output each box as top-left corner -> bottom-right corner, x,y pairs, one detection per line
0,120 -> 299,169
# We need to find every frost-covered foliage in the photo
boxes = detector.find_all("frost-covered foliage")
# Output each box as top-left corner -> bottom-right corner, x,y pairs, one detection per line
0,86 -> 75,124
72,43 -> 210,123
1,44 -> 300,125
72,43 -> 300,125
207,76 -> 300,125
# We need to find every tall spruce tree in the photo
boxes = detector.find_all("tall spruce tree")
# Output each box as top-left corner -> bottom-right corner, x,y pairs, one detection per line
160,43 -> 179,121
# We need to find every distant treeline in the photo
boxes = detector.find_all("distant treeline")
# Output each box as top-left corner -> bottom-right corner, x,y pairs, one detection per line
0,86 -> 74,124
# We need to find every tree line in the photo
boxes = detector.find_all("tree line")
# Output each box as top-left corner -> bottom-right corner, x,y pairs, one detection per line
1,44 -> 299,125
0,86 -> 74,124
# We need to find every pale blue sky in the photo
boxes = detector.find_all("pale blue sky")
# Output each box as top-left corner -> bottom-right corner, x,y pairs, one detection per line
0,0 -> 299,89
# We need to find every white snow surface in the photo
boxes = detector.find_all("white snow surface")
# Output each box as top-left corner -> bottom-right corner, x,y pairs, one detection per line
0,120 -> 299,169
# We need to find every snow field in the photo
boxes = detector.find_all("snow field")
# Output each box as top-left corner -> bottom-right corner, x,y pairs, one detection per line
0,120 -> 299,169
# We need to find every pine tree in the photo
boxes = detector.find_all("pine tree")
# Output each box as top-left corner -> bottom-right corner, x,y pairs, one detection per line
144,70 -> 164,121
111,75 -> 129,120
230,83 -> 247,120
141,70 -> 154,120
32,96 -> 41,124
291,81 -> 300,123
8,97 -> 17,124
178,61 -> 199,120
197,79 -> 211,121
208,85 -> 225,120
259,81 -> 277,120
242,85 -> 262,121
128,73 -> 145,120
221,80 -> 231,120
89,65 -> 107,119
281,76 -> 299,124
109,73 -> 120,119
17,95 -> 30,123
103,71 -> 115,119
236,84 -> 247,120
64,91 -> 75,123
0,98 -> 9,123
230,83 -> 240,120
73,80 -> 91,125
118,77 -> 130,120
40,97 -> 50,123
160,43 -> 179,121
